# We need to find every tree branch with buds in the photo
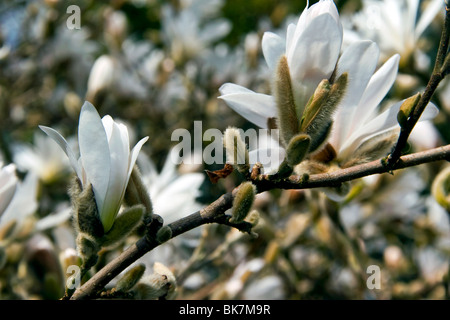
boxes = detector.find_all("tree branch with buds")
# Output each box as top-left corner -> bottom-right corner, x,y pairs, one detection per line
387,3 -> 450,167
69,143 -> 450,300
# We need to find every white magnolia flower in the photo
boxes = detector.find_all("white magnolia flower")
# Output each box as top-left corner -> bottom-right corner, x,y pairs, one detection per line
161,0 -> 231,63
348,0 -> 444,69
0,162 -> 39,234
137,149 -> 205,225
219,0 -> 439,173
40,101 -> 149,232
12,131 -> 71,183
219,0 -> 343,129
327,45 -> 438,167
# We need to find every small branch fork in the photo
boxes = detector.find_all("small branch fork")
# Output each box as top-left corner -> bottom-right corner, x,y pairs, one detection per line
387,3 -> 450,167
69,144 -> 450,300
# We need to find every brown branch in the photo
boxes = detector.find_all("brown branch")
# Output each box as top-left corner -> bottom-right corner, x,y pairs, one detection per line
387,4 -> 450,166
69,144 -> 450,300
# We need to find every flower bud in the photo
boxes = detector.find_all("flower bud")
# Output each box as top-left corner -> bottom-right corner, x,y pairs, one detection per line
286,133 -> 311,167
156,226 -> 172,244
76,234 -> 99,271
274,55 -> 299,146
116,264 -> 146,293
245,210 -> 260,228
397,93 -> 421,128
124,166 -> 153,219
304,72 -> 348,153
133,262 -> 177,300
230,182 -> 256,224
100,205 -> 145,248
69,177 -> 104,240
223,127 -> 250,174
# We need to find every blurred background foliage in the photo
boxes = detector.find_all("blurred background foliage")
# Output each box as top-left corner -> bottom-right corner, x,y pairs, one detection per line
0,0 -> 449,300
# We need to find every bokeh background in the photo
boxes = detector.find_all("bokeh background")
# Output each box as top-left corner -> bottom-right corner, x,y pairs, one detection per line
0,0 -> 449,300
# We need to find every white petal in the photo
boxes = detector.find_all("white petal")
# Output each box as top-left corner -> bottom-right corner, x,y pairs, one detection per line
341,100 -> 439,155
219,83 -> 276,129
356,54 -> 400,126
128,136 -> 149,179
39,125 -> 83,182
332,40 -> 380,149
78,101 -> 111,217
153,173 -> 204,224
101,121 -> 131,232
1,172 -> 38,228
261,32 -> 285,71
288,13 -> 342,92
0,164 -> 17,216
415,0 -> 444,40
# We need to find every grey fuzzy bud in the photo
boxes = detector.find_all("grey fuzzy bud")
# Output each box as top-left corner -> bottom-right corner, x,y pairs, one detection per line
69,176 -> 104,240
116,264 -> 146,293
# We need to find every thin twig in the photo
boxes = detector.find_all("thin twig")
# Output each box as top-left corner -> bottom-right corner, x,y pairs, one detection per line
387,4 -> 450,166
69,144 -> 450,300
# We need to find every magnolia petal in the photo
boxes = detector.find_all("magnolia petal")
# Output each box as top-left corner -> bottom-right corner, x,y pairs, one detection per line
0,164 -> 17,216
285,23 -> 296,58
153,173 -> 204,224
288,13 -> 342,93
262,32 -> 285,71
356,54 -> 400,127
341,100 -> 439,155
39,125 -> 83,182
1,172 -> 38,227
101,121 -> 131,232
415,0 -> 444,40
219,83 -> 277,129
332,40 -> 380,149
78,101 -> 111,217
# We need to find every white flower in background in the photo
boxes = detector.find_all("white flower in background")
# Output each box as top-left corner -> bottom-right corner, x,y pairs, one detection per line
137,149 -> 205,225
86,55 -> 117,104
40,101 -> 149,232
161,0 -> 231,64
348,0 -> 444,69
0,162 -> 39,235
12,131 -> 71,184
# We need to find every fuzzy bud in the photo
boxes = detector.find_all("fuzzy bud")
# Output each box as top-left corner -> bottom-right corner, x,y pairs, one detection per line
223,127 -> 250,174
100,205 -> 145,249
300,79 -> 331,132
286,133 -> 311,167
69,177 -> 104,240
274,55 -> 299,146
245,210 -> 260,227
397,93 -> 421,128
76,234 -> 99,271
156,226 -> 172,244
116,264 -> 146,293
231,182 -> 256,224
133,262 -> 177,300
304,72 -> 348,153
124,166 -> 153,219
